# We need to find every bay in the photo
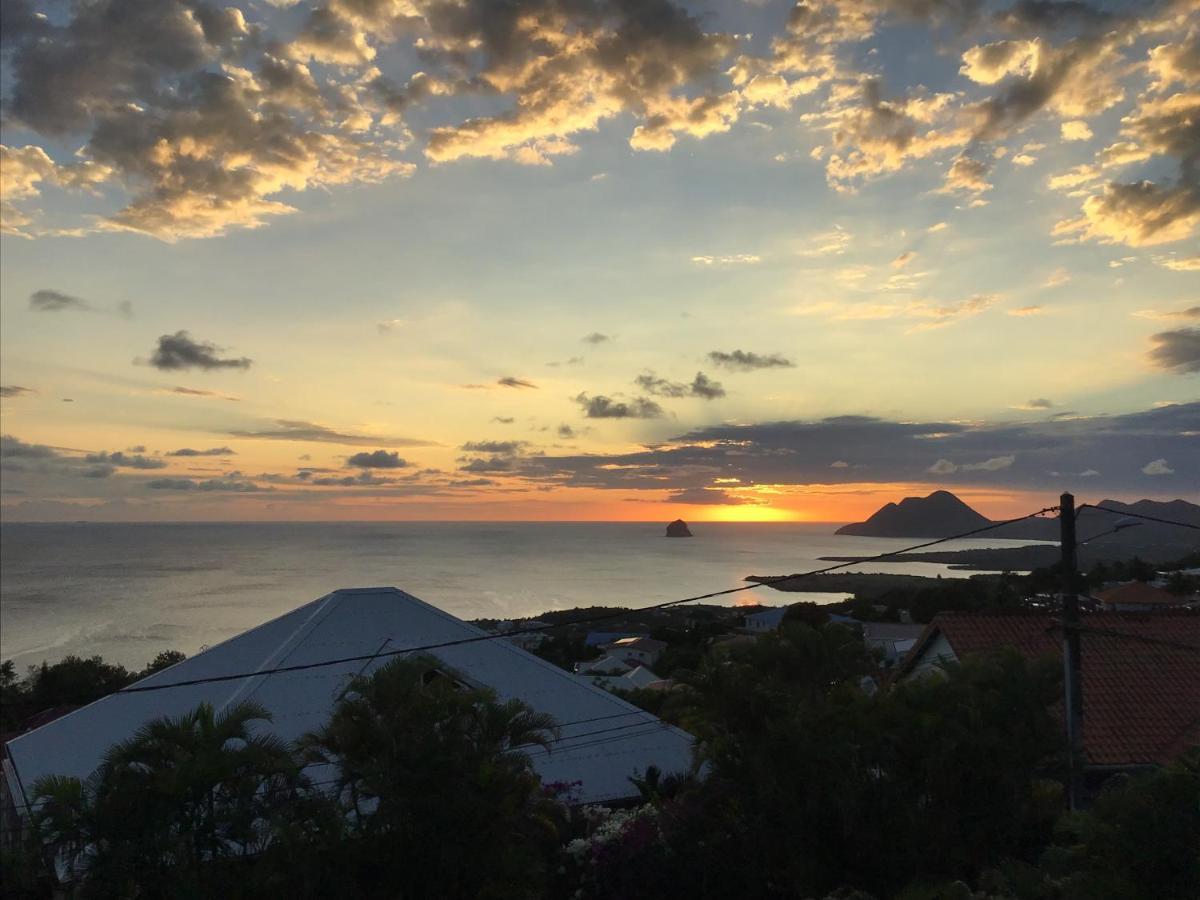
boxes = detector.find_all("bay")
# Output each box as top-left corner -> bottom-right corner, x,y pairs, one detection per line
1,522 -> 1038,669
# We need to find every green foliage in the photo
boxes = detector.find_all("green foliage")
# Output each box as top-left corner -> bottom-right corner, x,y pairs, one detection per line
1163,570 -> 1199,595
578,629 -> 1064,900
141,649 -> 187,677
531,631 -> 598,670
1083,557 -> 1156,588
1040,754 -> 1200,899
297,655 -> 566,898
27,655 -> 133,709
648,620 -> 730,677
30,700 -> 301,898
0,649 -> 185,731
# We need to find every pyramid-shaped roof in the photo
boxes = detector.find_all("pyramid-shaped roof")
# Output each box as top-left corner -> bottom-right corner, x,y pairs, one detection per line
4,588 -> 694,808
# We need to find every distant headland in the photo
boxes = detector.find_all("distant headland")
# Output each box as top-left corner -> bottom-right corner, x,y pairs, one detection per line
831,490 -> 1200,567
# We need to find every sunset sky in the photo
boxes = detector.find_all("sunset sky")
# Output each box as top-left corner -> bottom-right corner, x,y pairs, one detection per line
1,0 -> 1196,522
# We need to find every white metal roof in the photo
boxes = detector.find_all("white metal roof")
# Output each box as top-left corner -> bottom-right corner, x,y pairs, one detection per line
5,587 -> 694,809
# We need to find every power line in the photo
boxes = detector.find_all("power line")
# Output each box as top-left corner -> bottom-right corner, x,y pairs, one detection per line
1054,618 -> 1200,654
107,505 -> 1058,698
1079,503 -> 1200,532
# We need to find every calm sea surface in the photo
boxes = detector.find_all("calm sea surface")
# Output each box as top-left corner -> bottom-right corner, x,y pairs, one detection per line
1,522 -> 1037,669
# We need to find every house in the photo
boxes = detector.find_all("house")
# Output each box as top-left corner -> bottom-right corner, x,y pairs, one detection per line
577,665 -> 664,693
1094,582 -> 1195,612
896,611 -> 1200,770
861,622 -> 925,666
585,631 -> 647,648
602,636 -> 666,667
2,588 -> 695,823
742,607 -> 788,633
575,655 -> 634,676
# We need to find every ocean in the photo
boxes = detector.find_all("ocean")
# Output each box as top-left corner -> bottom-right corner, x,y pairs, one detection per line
0,522 -> 1038,669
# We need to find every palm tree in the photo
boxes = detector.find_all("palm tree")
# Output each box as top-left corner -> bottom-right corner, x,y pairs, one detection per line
31,700 -> 299,895
298,655 -> 562,897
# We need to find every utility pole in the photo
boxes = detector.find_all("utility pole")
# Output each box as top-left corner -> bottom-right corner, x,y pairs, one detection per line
1060,492 -> 1084,811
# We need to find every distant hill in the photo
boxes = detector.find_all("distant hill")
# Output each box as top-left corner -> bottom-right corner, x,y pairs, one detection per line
836,490 -> 991,538
838,492 -> 1200,553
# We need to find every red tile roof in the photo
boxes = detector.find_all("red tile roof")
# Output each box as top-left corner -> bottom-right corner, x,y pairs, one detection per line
899,612 -> 1200,767
1095,582 -> 1186,607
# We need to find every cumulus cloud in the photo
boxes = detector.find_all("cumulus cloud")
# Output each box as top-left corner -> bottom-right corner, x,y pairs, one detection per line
582,333 -> 611,344
940,155 -> 992,195
1141,458 -> 1174,475
1050,46 -> 1200,248
415,0 -> 739,165
83,451 -> 167,470
634,371 -> 726,400
148,331 -> 252,371
460,441 -> 526,456
1061,120 -> 1093,141
821,80 -> 970,191
0,144 -> 111,236
574,393 -> 664,419
457,439 -> 527,474
0,435 -> 58,459
1,0 -> 416,239
0,0 -> 1190,250
3,435 -> 169,481
1148,328 -> 1200,374
346,449 -> 408,468
707,350 -> 795,371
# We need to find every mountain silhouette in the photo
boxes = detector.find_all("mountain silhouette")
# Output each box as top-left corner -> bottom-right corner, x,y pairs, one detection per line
836,490 -> 990,538
837,491 -> 1199,544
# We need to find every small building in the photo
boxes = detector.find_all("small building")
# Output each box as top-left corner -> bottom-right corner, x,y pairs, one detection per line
576,654 -> 634,676
2,588 -> 695,819
743,607 -> 788,633
896,611 -> 1200,771
578,665 -> 664,693
1094,582 -> 1194,612
585,631 -> 647,648
603,636 -> 666,667
861,622 -> 925,666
